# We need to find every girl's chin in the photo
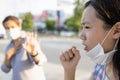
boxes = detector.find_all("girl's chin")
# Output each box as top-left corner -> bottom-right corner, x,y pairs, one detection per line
84,47 -> 88,51
84,47 -> 89,52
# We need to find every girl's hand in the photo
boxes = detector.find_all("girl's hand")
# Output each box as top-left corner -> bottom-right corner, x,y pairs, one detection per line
60,46 -> 81,71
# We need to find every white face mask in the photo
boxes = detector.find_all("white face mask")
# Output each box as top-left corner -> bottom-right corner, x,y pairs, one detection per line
8,27 -> 21,40
86,43 -> 116,64
86,27 -> 118,64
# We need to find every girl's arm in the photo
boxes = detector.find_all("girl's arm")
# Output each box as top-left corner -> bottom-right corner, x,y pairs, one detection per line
60,47 -> 80,80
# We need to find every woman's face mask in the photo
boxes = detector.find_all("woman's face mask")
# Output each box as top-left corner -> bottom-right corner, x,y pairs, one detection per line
7,27 -> 21,40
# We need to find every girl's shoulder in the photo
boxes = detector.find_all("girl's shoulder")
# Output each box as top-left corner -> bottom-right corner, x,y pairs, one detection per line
93,64 -> 108,80
106,63 -> 119,80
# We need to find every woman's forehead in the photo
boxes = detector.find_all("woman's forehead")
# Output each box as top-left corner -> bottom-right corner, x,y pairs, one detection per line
6,20 -> 18,26
4,20 -> 18,29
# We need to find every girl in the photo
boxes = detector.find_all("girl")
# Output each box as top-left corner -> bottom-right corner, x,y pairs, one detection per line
60,0 -> 120,80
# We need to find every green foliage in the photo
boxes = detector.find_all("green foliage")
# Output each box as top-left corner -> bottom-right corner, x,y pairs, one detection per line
45,19 -> 55,31
22,12 -> 34,31
64,16 -> 80,31
64,0 -> 85,32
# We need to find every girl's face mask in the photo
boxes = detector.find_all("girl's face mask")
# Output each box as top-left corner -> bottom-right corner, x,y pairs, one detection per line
7,27 -> 21,40
86,43 -> 116,64
86,27 -> 118,64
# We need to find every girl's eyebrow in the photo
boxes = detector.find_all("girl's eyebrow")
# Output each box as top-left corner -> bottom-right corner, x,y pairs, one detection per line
81,21 -> 90,26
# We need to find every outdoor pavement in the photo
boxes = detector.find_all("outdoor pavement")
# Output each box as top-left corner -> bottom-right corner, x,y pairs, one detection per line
0,37 -> 95,80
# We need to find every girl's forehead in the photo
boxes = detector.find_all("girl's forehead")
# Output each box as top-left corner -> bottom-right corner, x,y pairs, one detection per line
82,6 -> 97,23
82,6 -> 105,28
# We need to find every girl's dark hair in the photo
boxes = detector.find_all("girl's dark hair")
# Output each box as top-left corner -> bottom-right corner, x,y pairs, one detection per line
2,15 -> 20,29
85,0 -> 120,79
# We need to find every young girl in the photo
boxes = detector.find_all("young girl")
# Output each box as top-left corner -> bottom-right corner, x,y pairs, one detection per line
1,16 -> 47,80
60,0 -> 120,80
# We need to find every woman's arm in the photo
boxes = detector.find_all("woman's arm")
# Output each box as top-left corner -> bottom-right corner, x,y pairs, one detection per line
23,33 -> 47,65
31,48 -> 47,65
4,46 -> 16,68
1,46 -> 16,73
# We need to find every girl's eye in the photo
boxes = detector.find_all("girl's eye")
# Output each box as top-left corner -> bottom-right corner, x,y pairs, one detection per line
85,26 -> 90,29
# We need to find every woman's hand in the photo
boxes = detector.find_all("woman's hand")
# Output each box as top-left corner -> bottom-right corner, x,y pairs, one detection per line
22,32 -> 38,56
6,38 -> 22,58
60,46 -> 81,71
5,39 -> 22,68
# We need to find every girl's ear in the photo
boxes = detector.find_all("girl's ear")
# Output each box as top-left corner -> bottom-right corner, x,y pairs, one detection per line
113,22 -> 120,39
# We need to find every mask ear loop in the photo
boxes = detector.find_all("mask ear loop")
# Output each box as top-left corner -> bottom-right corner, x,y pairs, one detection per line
113,38 -> 119,50
101,27 -> 113,45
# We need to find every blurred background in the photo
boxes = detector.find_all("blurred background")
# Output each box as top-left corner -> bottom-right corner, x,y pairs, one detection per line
0,0 -> 88,38
0,0 -> 95,80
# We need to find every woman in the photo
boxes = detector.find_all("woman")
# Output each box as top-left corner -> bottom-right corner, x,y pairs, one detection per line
1,16 -> 47,80
60,0 -> 120,80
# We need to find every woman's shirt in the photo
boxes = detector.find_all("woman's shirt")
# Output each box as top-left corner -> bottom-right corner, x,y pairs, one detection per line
1,38 -> 47,80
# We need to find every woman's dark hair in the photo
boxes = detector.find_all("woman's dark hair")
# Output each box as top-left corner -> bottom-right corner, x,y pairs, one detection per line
85,0 -> 120,79
2,15 -> 20,29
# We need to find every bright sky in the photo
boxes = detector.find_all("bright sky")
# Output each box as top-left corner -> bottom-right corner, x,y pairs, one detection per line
0,0 -> 74,22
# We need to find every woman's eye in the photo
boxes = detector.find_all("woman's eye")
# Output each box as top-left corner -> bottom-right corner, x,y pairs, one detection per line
11,26 -> 14,28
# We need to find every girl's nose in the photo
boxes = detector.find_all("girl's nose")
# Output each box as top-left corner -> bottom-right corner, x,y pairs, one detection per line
79,30 -> 86,40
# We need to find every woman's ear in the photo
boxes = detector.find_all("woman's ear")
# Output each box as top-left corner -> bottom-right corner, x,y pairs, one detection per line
113,22 -> 120,39
18,23 -> 22,30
